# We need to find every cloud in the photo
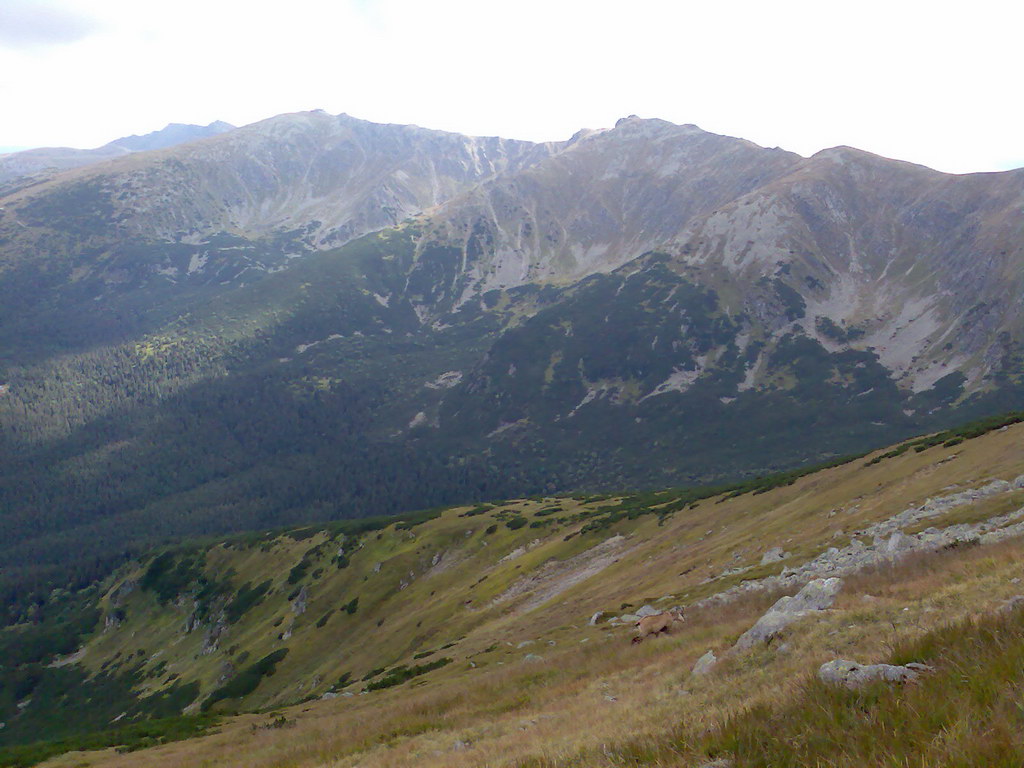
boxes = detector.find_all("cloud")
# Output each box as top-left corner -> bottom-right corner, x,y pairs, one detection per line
0,0 -> 99,51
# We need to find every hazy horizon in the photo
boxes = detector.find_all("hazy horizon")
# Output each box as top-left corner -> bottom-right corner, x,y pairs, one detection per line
0,0 -> 1020,175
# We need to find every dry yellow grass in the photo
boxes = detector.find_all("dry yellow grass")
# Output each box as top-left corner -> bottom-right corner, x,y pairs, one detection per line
42,423 -> 1024,768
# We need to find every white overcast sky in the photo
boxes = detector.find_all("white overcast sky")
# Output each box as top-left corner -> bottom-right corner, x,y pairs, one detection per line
0,0 -> 1020,174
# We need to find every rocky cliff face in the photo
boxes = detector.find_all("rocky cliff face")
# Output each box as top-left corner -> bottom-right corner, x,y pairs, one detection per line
666,148 -> 1024,391
395,120 -> 1024,399
412,117 -> 804,299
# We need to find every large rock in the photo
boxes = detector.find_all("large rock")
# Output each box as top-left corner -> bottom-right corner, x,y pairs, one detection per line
635,605 -> 661,618
291,586 -> 308,615
885,531 -> 917,554
818,659 -> 933,689
691,650 -> 717,677
734,578 -> 842,650
780,577 -> 843,612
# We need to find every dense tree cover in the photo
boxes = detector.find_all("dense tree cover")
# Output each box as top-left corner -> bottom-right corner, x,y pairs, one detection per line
1,232 -> 1021,627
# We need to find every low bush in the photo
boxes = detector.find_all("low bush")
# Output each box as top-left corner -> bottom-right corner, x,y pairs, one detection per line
363,658 -> 452,692
201,649 -> 289,712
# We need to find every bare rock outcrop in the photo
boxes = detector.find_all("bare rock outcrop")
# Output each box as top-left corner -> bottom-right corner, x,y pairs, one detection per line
291,586 -> 308,615
734,578 -> 842,650
818,659 -> 933,689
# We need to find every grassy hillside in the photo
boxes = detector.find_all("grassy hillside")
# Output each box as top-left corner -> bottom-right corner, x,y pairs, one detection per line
1,418 -> 1023,766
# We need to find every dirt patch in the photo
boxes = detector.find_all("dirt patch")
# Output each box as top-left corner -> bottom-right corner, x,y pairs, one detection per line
493,535 -> 632,613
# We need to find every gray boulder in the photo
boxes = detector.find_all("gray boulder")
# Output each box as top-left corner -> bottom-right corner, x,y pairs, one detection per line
691,650 -> 717,677
291,586 -> 308,615
760,547 -> 789,565
734,578 -> 842,650
885,531 -> 916,554
589,611 -> 605,626
635,605 -> 661,618
818,659 -> 933,689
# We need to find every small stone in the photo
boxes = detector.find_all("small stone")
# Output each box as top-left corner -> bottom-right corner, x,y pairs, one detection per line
760,547 -> 789,565
998,595 -> 1024,614
589,611 -> 604,625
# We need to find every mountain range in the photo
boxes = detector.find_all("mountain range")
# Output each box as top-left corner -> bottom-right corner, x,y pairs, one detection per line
0,121 -> 235,188
0,110 -> 1022,612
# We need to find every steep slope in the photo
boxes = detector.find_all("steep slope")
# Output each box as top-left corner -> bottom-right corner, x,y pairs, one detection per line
0,111 -> 554,359
4,419 -> 1024,767
0,121 -> 235,187
420,133 -> 1024,477
406,117 -> 803,304
669,147 -> 1024,391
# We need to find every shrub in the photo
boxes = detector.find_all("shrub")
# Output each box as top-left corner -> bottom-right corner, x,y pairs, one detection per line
201,649 -> 289,711
225,580 -> 271,624
287,559 -> 311,584
363,658 -> 452,691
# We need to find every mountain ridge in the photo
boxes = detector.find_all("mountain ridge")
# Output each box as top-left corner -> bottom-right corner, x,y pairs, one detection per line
0,120 -> 236,186
0,110 -> 1021,627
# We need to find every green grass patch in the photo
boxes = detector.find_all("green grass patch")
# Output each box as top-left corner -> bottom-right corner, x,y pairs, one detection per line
0,714 -> 217,768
